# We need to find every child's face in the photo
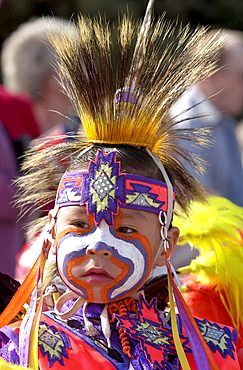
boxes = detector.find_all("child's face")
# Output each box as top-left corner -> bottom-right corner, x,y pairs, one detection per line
53,204 -> 178,303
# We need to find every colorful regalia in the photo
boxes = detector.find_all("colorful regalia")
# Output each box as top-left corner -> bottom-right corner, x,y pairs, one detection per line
0,296 -> 240,370
0,0 -> 241,369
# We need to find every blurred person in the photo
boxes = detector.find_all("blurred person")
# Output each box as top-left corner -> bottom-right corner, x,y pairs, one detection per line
0,87 -> 38,276
1,17 -> 79,279
170,29 -> 243,270
0,21 -> 68,276
0,85 -> 40,167
0,122 -> 21,277
236,119 -> 243,165
1,16 -> 77,136
171,29 -> 243,207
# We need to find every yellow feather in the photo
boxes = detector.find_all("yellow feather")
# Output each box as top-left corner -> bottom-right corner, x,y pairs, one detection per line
175,196 -> 243,330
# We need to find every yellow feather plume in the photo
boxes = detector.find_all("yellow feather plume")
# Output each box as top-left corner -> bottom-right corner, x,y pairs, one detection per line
174,196 -> 243,330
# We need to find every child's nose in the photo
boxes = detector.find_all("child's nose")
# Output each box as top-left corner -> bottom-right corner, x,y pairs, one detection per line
86,242 -> 112,257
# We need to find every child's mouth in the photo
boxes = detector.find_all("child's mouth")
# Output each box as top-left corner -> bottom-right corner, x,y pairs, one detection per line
82,268 -> 113,284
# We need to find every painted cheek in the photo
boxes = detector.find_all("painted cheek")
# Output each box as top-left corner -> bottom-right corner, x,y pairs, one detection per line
114,212 -> 153,272
116,231 -> 153,271
56,227 -> 87,244
57,233 -> 95,301
107,234 -> 152,301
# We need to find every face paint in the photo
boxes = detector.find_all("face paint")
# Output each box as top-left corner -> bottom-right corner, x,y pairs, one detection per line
53,149 -> 174,303
56,219 -> 153,303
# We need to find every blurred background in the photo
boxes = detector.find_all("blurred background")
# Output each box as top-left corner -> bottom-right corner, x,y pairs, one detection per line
1,0 -> 243,62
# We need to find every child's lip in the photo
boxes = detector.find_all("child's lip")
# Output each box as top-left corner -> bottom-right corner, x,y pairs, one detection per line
82,268 -> 113,284
83,268 -> 112,278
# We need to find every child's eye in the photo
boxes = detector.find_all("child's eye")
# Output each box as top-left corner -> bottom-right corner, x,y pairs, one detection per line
116,226 -> 136,234
72,220 -> 90,229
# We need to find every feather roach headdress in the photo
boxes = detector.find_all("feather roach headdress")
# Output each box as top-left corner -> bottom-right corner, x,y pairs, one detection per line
15,0 -> 223,216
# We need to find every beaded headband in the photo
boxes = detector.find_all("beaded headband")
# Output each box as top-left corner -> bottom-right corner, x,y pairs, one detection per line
56,149 -> 176,226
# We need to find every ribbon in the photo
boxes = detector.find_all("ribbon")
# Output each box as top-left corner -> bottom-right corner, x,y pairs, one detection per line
167,260 -> 220,370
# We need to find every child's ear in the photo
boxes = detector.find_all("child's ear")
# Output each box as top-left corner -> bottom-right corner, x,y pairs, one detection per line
155,227 -> 179,266
167,226 -> 179,253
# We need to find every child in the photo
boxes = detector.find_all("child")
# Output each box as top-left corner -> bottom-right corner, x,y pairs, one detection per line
0,0 -> 241,369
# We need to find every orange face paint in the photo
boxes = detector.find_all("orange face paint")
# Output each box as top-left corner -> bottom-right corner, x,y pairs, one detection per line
56,207 -> 159,303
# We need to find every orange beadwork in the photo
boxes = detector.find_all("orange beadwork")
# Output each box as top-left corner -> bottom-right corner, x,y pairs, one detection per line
108,298 -> 137,358
124,298 -> 137,313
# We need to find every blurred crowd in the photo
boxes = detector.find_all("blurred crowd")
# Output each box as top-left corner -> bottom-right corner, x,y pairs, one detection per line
0,17 -> 79,277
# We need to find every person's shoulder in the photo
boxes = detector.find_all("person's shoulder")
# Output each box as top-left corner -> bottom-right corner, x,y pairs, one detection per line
0,85 -> 31,107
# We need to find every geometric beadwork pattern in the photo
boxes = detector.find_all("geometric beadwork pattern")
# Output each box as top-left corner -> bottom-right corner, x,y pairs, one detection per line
116,295 -> 191,369
82,150 -> 126,225
195,318 -> 237,359
38,321 -> 72,367
56,149 -> 175,225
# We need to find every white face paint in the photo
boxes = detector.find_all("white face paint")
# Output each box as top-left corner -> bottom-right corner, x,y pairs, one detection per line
55,205 -> 163,304
57,221 -> 152,303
